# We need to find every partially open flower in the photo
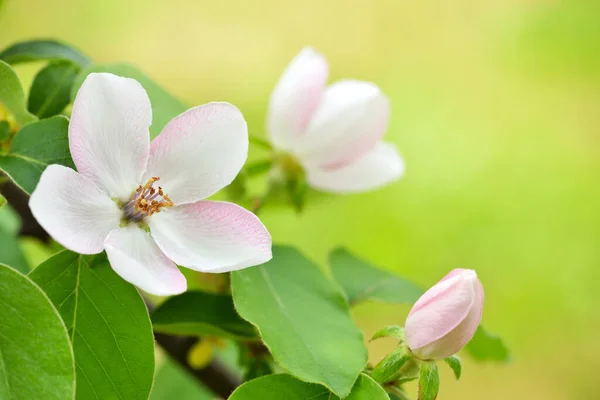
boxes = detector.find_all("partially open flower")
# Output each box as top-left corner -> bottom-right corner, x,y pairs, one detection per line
405,269 -> 484,360
30,73 -> 272,296
266,47 -> 404,194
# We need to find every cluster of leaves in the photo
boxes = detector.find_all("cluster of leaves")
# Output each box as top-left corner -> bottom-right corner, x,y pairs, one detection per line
0,40 -> 509,399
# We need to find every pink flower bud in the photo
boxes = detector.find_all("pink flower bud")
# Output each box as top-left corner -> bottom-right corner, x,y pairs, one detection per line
405,269 -> 484,360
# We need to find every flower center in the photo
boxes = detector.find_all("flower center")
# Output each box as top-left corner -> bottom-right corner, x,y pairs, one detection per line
122,177 -> 173,222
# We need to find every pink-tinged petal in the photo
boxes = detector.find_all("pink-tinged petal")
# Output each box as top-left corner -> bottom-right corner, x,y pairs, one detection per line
104,225 -> 187,296
148,201 -> 272,273
267,47 -> 329,150
144,103 -> 248,204
296,80 -> 390,167
405,270 -> 484,360
305,142 -> 404,194
29,165 -> 121,254
70,73 -> 152,199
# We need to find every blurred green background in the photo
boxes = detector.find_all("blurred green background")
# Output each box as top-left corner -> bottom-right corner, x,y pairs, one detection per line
2,0 -> 600,398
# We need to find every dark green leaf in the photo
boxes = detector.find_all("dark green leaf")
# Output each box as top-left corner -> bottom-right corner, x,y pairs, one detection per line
465,326 -> 510,362
152,291 -> 258,340
371,346 -> 412,384
0,60 -> 36,126
150,358 -> 214,400
0,39 -> 91,67
0,121 -> 9,141
444,355 -> 461,380
229,373 -> 388,400
418,363 -> 439,400
329,248 -> 424,306
0,263 -> 75,399
243,358 -> 273,382
73,63 -> 187,138
0,116 -> 74,193
29,250 -> 155,400
28,61 -> 79,118
370,325 -> 405,342
231,246 -> 367,398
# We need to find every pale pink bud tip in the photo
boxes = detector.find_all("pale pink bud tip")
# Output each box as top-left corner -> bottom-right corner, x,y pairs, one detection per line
405,268 -> 484,360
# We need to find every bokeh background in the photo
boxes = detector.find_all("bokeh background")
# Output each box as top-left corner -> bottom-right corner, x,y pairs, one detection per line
2,0 -> 600,398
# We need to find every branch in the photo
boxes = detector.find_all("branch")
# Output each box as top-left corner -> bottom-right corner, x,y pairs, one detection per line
154,333 -> 240,398
1,180 -> 241,398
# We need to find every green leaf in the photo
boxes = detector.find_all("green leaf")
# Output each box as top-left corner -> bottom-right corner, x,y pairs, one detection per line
229,373 -> 388,400
245,159 -> 273,176
73,63 -> 187,139
0,116 -> 74,194
0,121 -> 9,141
329,248 -> 424,306
418,363 -> 439,400
371,346 -> 412,384
29,250 -> 155,400
231,246 -> 367,398
0,193 -> 5,208
444,355 -> 461,380
243,358 -> 273,382
28,61 -> 79,118
0,204 -> 29,273
0,263 -> 75,399
465,326 -> 510,362
152,291 -> 258,340
0,60 -> 36,127
0,39 -> 91,67
150,358 -> 214,400
370,325 -> 405,342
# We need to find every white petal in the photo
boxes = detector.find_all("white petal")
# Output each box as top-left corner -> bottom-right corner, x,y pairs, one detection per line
104,225 -> 187,296
267,47 -> 329,151
296,80 -> 390,167
29,165 -> 121,254
144,103 -> 248,204
305,142 -> 404,193
70,73 -> 151,199
148,201 -> 272,273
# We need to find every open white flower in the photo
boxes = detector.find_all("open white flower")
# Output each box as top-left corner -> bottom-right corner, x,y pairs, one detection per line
267,47 -> 405,193
30,73 -> 272,296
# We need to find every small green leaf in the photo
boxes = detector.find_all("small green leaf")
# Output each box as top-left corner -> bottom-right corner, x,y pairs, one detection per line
231,246 -> 368,398
371,346 -> 412,384
0,115 -> 74,193
73,63 -> 187,139
230,373 -> 388,400
418,363 -> 439,400
370,325 -> 405,342
29,250 -> 155,400
152,291 -> 258,340
150,358 -> 214,400
0,60 -> 36,127
28,61 -> 79,118
0,39 -> 91,67
465,326 -> 510,362
0,263 -> 75,400
245,159 -> 273,176
444,355 -> 461,380
0,192 -> 5,208
329,248 -> 424,306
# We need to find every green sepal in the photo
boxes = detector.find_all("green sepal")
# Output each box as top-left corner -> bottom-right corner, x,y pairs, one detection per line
370,325 -> 404,342
418,362 -> 439,400
371,345 -> 413,384
444,355 -> 461,380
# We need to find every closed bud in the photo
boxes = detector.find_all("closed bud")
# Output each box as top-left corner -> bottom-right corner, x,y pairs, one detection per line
405,269 -> 484,360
